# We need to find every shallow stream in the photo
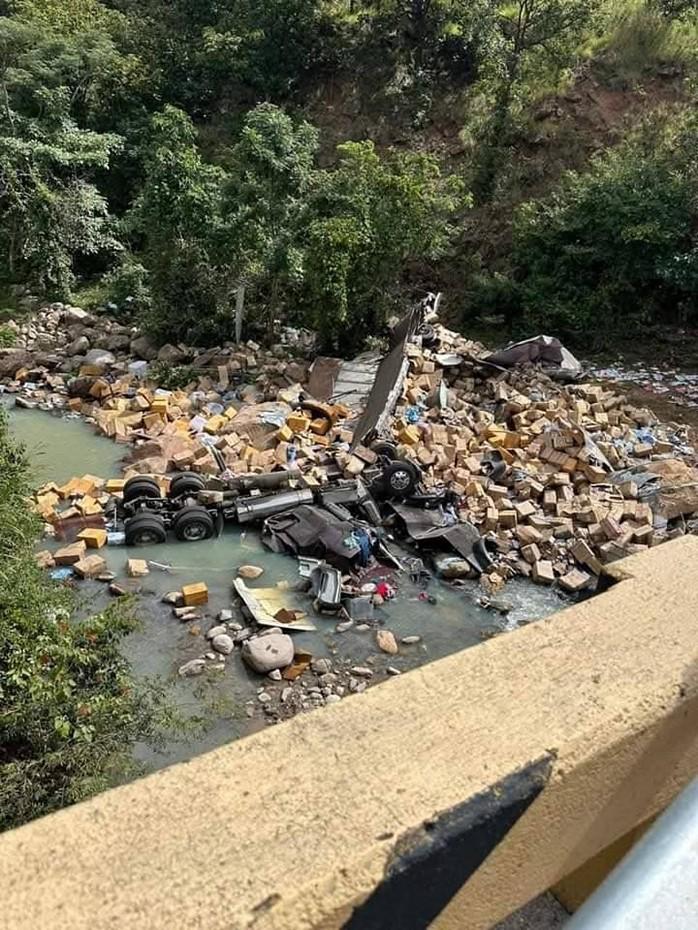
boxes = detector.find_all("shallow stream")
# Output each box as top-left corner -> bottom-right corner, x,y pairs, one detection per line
3,397 -> 565,770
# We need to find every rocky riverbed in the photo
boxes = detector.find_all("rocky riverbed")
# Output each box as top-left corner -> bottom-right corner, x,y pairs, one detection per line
3,301 -> 698,768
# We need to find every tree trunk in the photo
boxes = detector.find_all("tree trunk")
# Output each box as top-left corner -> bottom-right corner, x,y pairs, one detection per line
234,284 -> 246,343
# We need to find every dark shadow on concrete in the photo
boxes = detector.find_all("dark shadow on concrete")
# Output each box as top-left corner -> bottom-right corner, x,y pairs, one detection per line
494,893 -> 569,930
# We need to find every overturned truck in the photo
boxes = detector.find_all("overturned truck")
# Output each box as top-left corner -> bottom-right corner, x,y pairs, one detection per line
112,294 -> 495,577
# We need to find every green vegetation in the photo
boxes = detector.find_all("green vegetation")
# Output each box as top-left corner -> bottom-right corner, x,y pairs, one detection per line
0,324 -> 15,346
0,411 -> 178,830
0,0 -> 696,345
471,108 -> 698,341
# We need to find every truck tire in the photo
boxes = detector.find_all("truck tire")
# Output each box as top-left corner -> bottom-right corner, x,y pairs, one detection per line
382,459 -> 419,497
125,512 -> 167,546
420,323 -> 438,348
370,440 -> 398,461
172,505 -> 214,542
123,476 -> 161,504
472,537 -> 498,573
169,473 -> 206,499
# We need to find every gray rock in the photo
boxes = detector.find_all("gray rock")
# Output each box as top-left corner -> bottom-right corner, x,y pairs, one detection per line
66,335 -> 90,356
335,620 -> 353,633
205,624 -> 227,640
217,609 -> 234,622
62,306 -> 93,324
267,669 -> 282,681
387,666 -> 401,676
211,633 -> 234,655
350,666 -> 373,678
130,334 -> 159,360
233,627 -> 253,644
162,591 -> 183,606
311,657 -> 332,675
0,350 -> 34,378
401,635 -> 422,645
437,557 -> 473,579
280,687 -> 293,703
242,633 -> 294,674
178,658 -> 206,678
325,694 -> 341,705
105,333 -> 131,352
257,626 -> 282,637
157,343 -> 188,364
84,348 -> 116,367
257,691 -> 272,704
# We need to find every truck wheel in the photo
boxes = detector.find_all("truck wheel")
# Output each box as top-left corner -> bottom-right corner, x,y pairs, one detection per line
419,324 -> 438,348
382,460 -> 419,497
370,440 -> 398,461
125,512 -> 167,546
123,476 -> 161,503
172,505 -> 214,542
169,473 -> 206,499
472,537 -> 498,573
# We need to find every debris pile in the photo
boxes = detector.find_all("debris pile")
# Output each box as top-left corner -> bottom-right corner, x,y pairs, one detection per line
5,298 -> 698,724
8,301 -> 698,603
376,323 -> 696,593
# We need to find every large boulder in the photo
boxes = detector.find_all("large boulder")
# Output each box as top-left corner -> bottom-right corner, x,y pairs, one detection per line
157,343 -> 188,364
62,306 -> 94,324
0,349 -> 34,378
104,333 -> 131,352
84,348 -> 116,367
66,335 -> 90,356
130,334 -> 159,361
241,633 -> 294,674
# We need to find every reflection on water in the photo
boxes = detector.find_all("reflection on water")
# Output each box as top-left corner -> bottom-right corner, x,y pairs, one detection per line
6,400 -> 565,771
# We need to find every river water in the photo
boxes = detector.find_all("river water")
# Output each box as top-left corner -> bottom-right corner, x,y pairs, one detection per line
3,397 -> 565,770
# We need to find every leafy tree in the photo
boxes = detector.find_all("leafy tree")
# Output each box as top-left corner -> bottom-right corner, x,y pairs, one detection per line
0,17 -> 123,296
473,0 -> 600,203
107,0 -> 335,111
12,0 -> 125,36
510,109 -> 698,340
303,140 -> 465,349
0,410 -> 177,831
651,0 -> 698,18
220,103 -> 319,338
129,105 -> 227,342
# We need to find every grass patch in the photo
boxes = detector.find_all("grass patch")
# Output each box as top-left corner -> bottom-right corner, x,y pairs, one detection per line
73,279 -> 110,311
0,324 -> 16,347
594,0 -> 698,82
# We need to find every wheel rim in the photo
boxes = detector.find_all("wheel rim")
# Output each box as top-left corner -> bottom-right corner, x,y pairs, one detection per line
135,529 -> 161,545
181,522 -> 208,541
390,469 -> 412,491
